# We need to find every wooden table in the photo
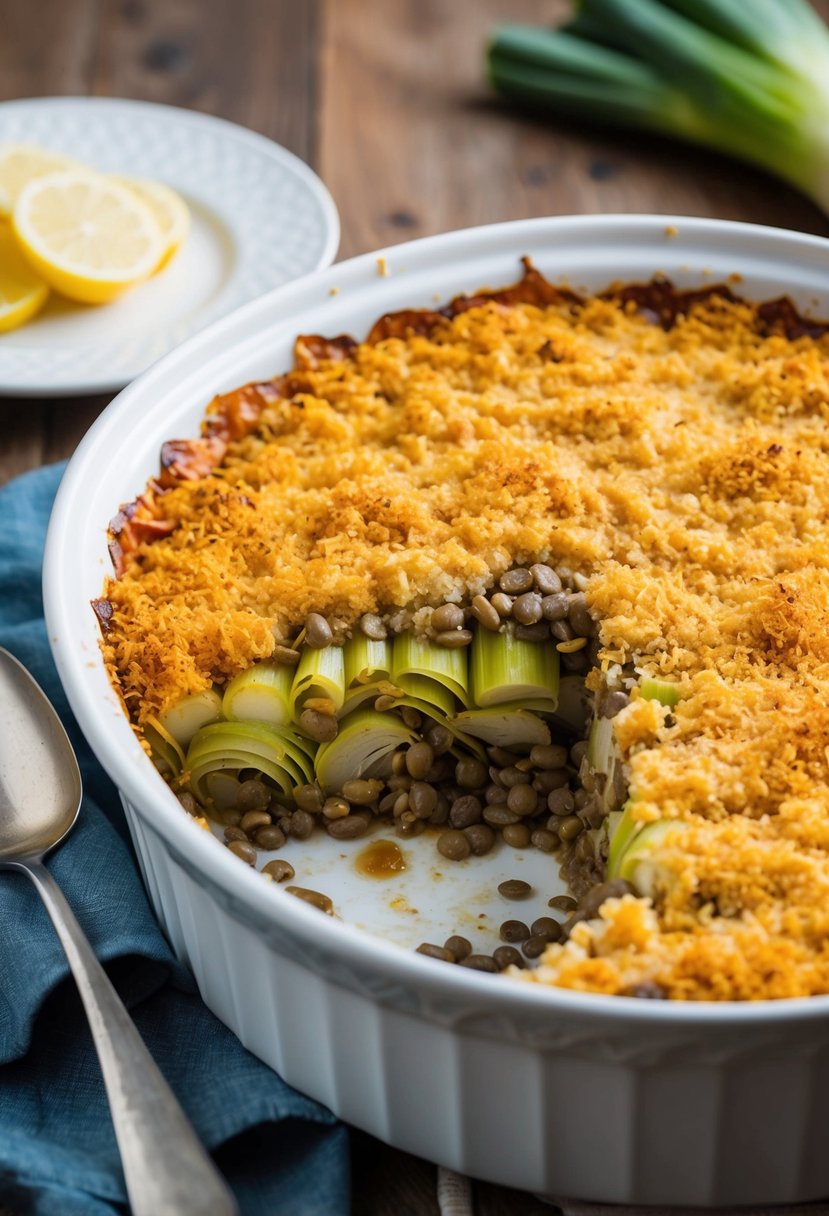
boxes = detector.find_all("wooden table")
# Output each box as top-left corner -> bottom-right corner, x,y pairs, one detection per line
3,2 -> 829,1212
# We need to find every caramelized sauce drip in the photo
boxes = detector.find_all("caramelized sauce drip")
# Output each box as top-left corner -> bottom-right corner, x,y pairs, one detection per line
355,839 -> 406,879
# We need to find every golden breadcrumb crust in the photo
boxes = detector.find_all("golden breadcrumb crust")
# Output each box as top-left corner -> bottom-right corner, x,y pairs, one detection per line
100,275 -> 829,1000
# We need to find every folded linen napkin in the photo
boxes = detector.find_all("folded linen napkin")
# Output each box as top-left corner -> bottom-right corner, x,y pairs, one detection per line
0,463 -> 350,1216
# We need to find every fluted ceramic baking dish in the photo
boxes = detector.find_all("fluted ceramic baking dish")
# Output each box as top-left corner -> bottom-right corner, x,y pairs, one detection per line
44,216 -> 829,1208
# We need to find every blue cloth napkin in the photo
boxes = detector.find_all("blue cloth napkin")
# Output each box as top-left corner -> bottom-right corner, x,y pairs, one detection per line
0,463 -> 350,1216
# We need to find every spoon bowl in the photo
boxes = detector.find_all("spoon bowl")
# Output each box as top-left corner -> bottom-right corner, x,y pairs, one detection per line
0,646 -> 237,1216
0,648 -> 81,860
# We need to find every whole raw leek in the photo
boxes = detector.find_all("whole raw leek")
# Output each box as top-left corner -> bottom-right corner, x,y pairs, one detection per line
488,0 -> 829,213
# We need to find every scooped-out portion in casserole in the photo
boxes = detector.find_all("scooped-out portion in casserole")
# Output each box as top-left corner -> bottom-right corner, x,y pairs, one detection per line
94,259 -> 829,1001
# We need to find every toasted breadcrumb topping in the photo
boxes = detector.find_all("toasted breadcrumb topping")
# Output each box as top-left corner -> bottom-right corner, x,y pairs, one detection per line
102,279 -> 829,1000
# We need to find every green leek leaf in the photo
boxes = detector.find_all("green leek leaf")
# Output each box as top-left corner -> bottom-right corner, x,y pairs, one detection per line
471,626 -> 559,710
315,710 -> 418,792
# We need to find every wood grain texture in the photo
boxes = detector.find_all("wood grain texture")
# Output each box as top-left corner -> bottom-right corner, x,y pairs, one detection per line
3,3 -> 829,1213
319,0 -> 829,260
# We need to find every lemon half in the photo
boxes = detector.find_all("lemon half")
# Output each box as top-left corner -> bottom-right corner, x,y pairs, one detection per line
111,175 -> 189,270
0,223 -> 49,332
12,170 -> 165,304
0,142 -> 82,218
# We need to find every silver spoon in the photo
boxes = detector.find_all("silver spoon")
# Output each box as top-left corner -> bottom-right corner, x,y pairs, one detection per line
0,647 -> 238,1216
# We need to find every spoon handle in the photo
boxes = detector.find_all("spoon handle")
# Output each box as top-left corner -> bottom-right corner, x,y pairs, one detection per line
21,859 -> 239,1216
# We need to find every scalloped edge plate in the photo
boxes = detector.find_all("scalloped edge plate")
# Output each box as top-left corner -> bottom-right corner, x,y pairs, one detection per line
0,97 -> 339,397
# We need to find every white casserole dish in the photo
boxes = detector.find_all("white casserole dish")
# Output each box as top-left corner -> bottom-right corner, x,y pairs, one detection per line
44,215 -> 829,1208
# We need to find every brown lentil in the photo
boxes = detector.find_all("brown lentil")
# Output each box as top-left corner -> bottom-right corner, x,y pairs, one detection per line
498,879 -> 532,900
534,769 -> 570,794
285,886 -> 334,914
483,805 -> 520,828
294,783 -> 324,813
530,743 -> 568,769
304,613 -> 333,648
515,622 -> 550,642
500,919 -> 530,943
445,934 -> 472,961
437,829 -> 471,861
255,825 -> 287,850
409,781 -> 438,818
272,645 -> 301,666
374,694 -> 397,712
322,796 -> 350,820
360,612 -> 388,640
548,894 -> 578,912
417,942 -> 455,962
401,706 -> 422,730
493,945 -> 526,970
550,620 -> 574,644
558,814 -> 584,842
530,828 -> 558,852
567,592 -> 594,636
522,934 -> 549,959
235,779 -> 271,812
557,636 -> 588,654
299,707 -> 338,742
456,756 -> 488,789
570,740 -> 589,766
449,794 -> 483,828
512,591 -> 543,625
488,746 -> 519,766
463,823 -> 496,855
406,741 -> 434,780
531,564 -> 562,595
391,750 -> 408,775
471,594 -> 501,630
341,778 -> 383,805
425,723 -> 453,755
601,690 -> 631,718
435,628 -> 473,648
541,592 -> 569,621
431,603 -> 465,632
227,839 -> 257,865
625,981 -> 667,1000
531,917 -> 563,942
490,592 -> 514,618
502,822 -> 532,848
239,809 -> 272,834
429,794 -> 450,825
547,787 -> 575,816
392,792 -> 410,817
224,825 -> 249,844
460,954 -> 499,973
506,783 -> 538,817
177,790 -> 199,815
328,815 -> 370,840
289,809 -> 315,840
499,766 -> 526,788
499,568 -> 533,594
484,783 -> 508,805
262,859 -> 295,882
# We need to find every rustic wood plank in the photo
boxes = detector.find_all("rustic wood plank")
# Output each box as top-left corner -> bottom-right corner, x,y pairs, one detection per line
319,0 -> 829,260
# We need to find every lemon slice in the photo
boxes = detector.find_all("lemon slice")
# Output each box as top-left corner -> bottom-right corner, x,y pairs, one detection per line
12,170 -> 165,304
0,224 -> 49,332
111,175 -> 189,270
0,142 -> 82,219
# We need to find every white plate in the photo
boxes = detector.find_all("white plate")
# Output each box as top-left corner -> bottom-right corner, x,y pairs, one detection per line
0,97 -> 339,397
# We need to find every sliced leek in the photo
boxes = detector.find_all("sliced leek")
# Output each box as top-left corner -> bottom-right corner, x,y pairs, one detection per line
186,720 -> 316,803
290,644 -> 346,720
640,676 -> 681,707
470,626 -> 558,710
344,635 -> 392,688
392,633 -> 471,709
223,661 -> 293,726
144,715 -> 186,778
452,707 -> 551,747
158,688 -> 222,747
315,709 -> 418,792
610,818 -> 683,897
